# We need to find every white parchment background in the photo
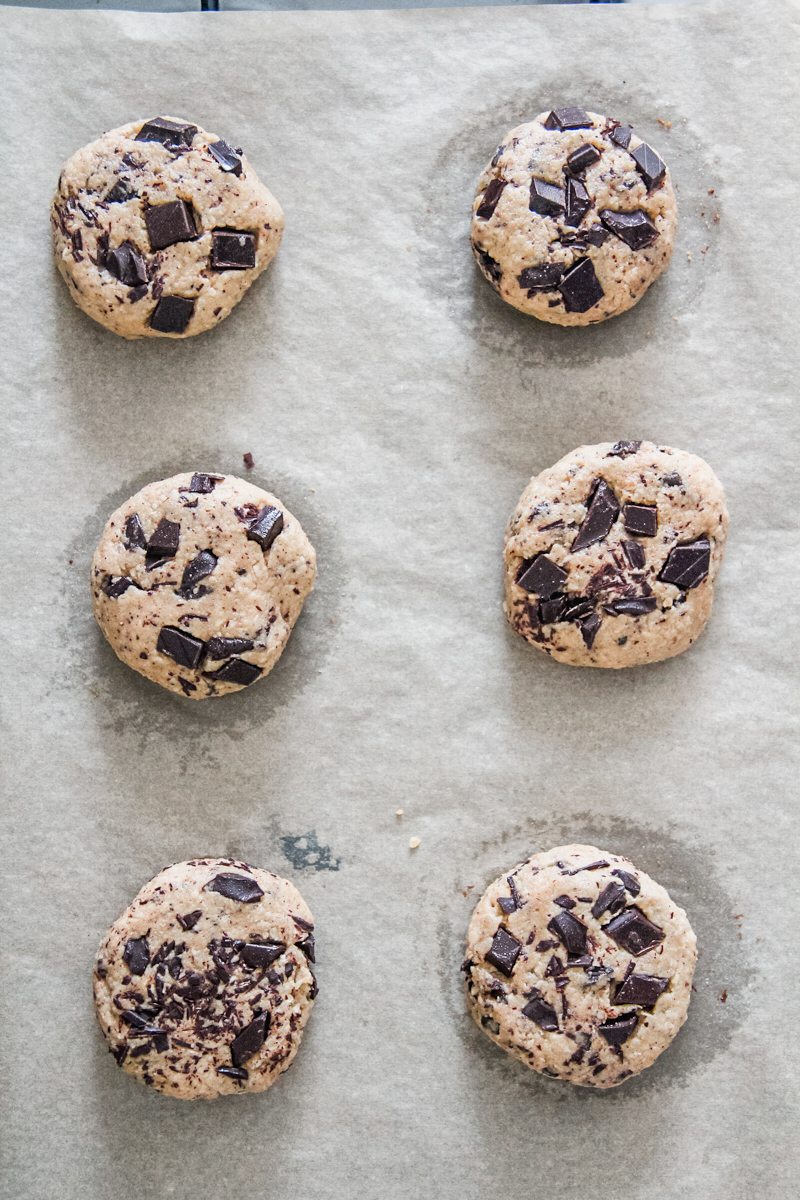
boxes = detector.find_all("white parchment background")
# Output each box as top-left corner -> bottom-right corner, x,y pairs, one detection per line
1,3 -> 798,1198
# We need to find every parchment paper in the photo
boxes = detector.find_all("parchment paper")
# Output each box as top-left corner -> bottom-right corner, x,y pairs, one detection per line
2,4 -> 798,1198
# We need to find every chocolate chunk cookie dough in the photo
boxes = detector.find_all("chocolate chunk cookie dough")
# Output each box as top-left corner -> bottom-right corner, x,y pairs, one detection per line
504,441 -> 728,668
471,108 -> 677,324
463,845 -> 696,1088
94,859 -> 317,1099
92,473 -> 316,698
52,117 -> 284,338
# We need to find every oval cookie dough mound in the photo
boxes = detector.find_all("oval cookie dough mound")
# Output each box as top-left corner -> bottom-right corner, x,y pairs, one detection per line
52,116 -> 284,338
471,107 -> 677,325
463,844 -> 696,1088
91,472 -> 316,698
94,859 -> 317,1100
504,441 -> 727,668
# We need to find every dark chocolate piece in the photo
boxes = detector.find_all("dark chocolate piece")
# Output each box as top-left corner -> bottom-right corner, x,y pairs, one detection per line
485,926 -> 522,977
102,576 -> 135,599
661,472 -> 683,487
631,141 -> 667,190
598,1012 -> 638,1046
205,658 -> 262,687
297,933 -> 316,963
521,991 -> 559,1032
564,176 -> 591,228
476,178 -> 507,220
218,1065 -> 248,1081
584,225 -> 609,247
206,637 -> 255,659
147,517 -> 180,560
241,942 -> 285,969
614,973 -> 669,1008
230,1012 -> 270,1067
105,242 -> 147,287
208,139 -> 243,176
566,143 -> 600,174
498,876 -> 522,915
553,895 -> 576,910
205,872 -> 265,904
658,537 -> 711,590
547,910 -> 587,956
188,473 -> 223,493
608,440 -> 642,458
605,907 -> 665,956
565,860 -> 610,875
123,937 -> 150,976
559,257 -> 604,313
150,295 -> 195,334
179,550 -> 218,596
104,179 -> 136,204
600,208 -> 659,250
591,881 -> 627,919
472,243 -> 502,287
156,625 -> 205,669
145,200 -> 196,251
529,177 -> 565,217
211,229 -> 256,271
135,117 -> 198,150
579,612 -> 601,649
621,539 -> 646,570
604,596 -> 657,617
544,107 -> 593,131
572,479 -> 620,551
609,123 -> 633,149
612,869 -> 640,896
246,505 -> 284,550
518,263 -> 564,292
121,1010 -> 164,1035
124,513 -> 147,551
176,910 -> 202,931
517,553 -> 568,598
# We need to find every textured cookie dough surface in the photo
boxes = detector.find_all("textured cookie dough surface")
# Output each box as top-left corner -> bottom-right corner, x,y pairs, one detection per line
463,845 -> 696,1088
504,441 -> 728,668
94,858 -> 317,1100
92,472 -> 316,698
52,116 -> 284,338
471,107 -> 677,325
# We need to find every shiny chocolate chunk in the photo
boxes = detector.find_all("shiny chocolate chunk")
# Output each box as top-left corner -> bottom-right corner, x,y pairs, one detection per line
230,1012 -> 270,1067
600,208 -> 658,250
605,906 -> 665,956
145,200 -> 196,251
609,123 -> 633,149
522,991 -> 559,1031
529,177 -> 565,217
498,875 -> 522,915
614,972 -> 669,1008
297,933 -> 316,963
612,868 -> 640,896
206,637 -> 255,659
631,141 -> 666,190
566,143 -> 600,174
105,242 -> 147,287
121,1010 -> 164,1035
206,658 -> 262,687
608,440 -> 642,458
102,575 -> 135,599
591,881 -> 627,919
179,550 -> 218,596
150,295 -> 195,334
123,937 -> 150,976
146,517 -> 180,561
208,139 -> 243,176
188,473 -> 223,493
658,537 -> 711,590
476,178 -> 507,220
211,229 -> 256,271
135,117 -> 198,150
661,471 -> 683,487
538,594 -> 568,625
218,1065 -> 248,1081
605,596 -> 657,617
559,257 -> 603,313
572,479 -> 620,551
176,910 -> 202,930
156,625 -> 205,669
564,176 -> 591,227
547,910 -> 587,956
553,895 -> 576,910
486,926 -> 522,977
124,513 -> 147,551
621,539 -> 646,569
104,178 -> 137,204
246,505 -> 284,550
579,612 -> 601,649
565,860 -> 610,875
544,107 -> 593,131
518,263 -> 564,292
241,942 -> 285,968
517,553 -> 568,598
598,1012 -> 638,1045
205,872 -> 265,904
584,225 -> 609,246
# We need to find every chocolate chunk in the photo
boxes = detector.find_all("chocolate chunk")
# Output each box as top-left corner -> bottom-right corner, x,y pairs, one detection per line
554,895 -> 576,910
585,963 -> 614,985
188,473 -> 223,493
579,612 -> 601,649
150,295 -> 195,334
472,243 -> 502,289
604,596 -> 657,617
544,954 -> 564,977
104,179 -> 136,204
476,178 -> 507,220
547,910 -> 587,956
121,1011 -> 164,1035
176,910 -> 202,931
565,860 -> 610,875
609,123 -> 633,149
241,942 -> 285,968
147,517 -> 180,560
529,177 -> 565,217
145,200 -> 196,251
521,991 -> 559,1031
498,875 -> 522,915
486,926 -> 522,977
135,117 -> 198,150
123,937 -> 150,976
572,479 -> 620,551
205,873 -> 265,904
246,505 -> 284,550
564,176 -> 591,227
211,229 -> 257,271
156,625 -> 205,669
102,576 -> 135,599
566,143 -> 600,174
124,513 -> 147,551
206,637 -> 255,659
559,257 -> 603,313
105,242 -> 147,287
631,141 -> 667,190
608,440 -> 642,458
600,208 -> 659,250
218,1065 -> 248,1081
544,107 -> 593,131
614,972 -> 669,1007
566,954 -> 593,968
612,868 -> 640,896
621,539 -> 646,570
584,225 -> 609,247
518,263 -> 564,293
230,1012 -> 270,1067
243,452 -> 255,470
605,906 -> 665,956
517,553 -> 568,598
297,933 -> 316,963
598,1012 -> 638,1046
658,537 -> 711,590
591,881 -> 627,919
661,472 -> 683,487
537,594 -> 567,624
179,550 -> 218,596
208,139 -> 243,176
205,658 -> 262,687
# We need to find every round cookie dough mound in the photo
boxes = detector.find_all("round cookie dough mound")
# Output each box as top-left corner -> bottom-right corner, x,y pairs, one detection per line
52,116 -> 284,338
471,106 -> 677,325
504,441 -> 728,668
94,859 -> 317,1099
91,472 -> 316,698
463,844 -> 696,1088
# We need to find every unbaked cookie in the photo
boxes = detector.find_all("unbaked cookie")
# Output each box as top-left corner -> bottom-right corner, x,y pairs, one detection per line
504,441 -> 727,668
463,844 -> 696,1088
52,116 -> 284,338
91,472 -> 315,698
94,858 -> 317,1100
471,107 -> 677,324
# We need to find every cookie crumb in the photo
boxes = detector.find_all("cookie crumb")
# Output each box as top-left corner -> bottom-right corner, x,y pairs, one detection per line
243,452 -> 254,470
408,837 -> 421,850
720,989 -> 728,1004
656,117 -> 672,130
395,808 -> 404,818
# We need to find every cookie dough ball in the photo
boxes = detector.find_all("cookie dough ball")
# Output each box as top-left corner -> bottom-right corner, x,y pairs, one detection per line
471,107 -> 677,325
91,472 -> 316,698
463,844 -> 696,1088
504,441 -> 727,668
52,116 -> 284,338
94,859 -> 317,1100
